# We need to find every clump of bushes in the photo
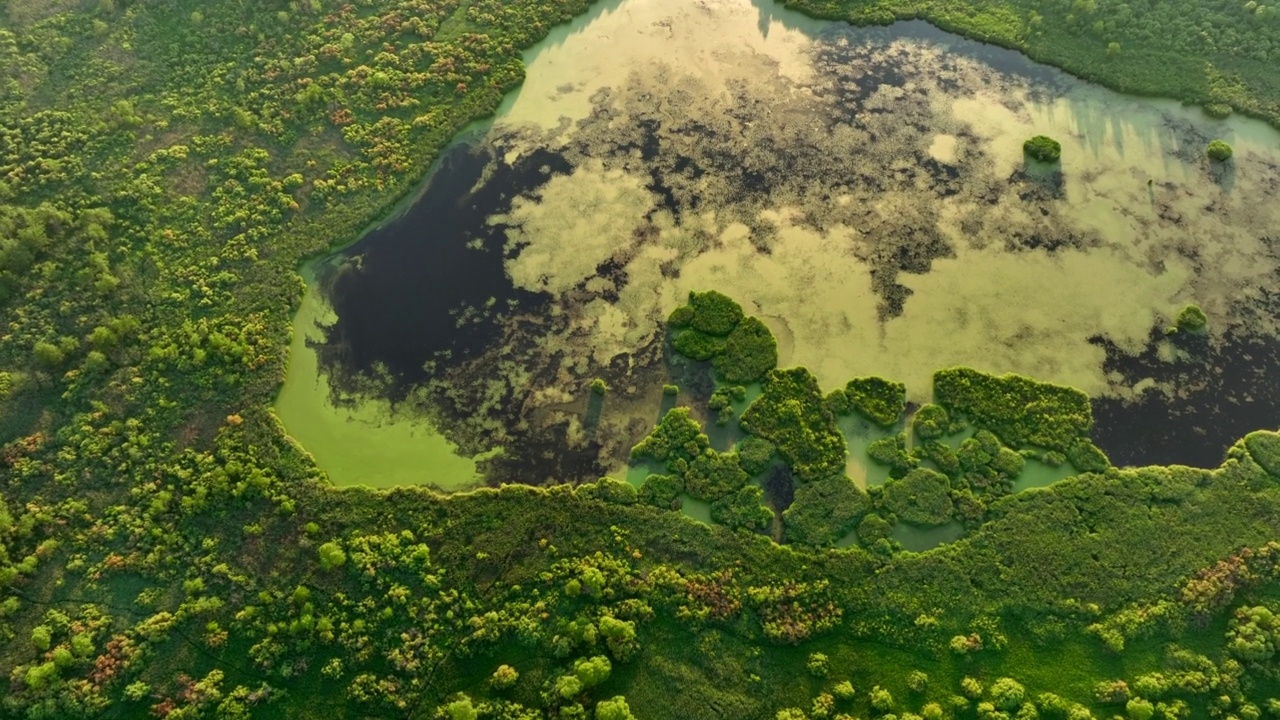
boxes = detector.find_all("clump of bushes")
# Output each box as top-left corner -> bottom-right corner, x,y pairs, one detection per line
829,376 -> 907,427
669,291 -> 778,384
1206,139 -> 1233,161
882,467 -> 953,526
1176,304 -> 1207,332
933,367 -> 1092,453
741,368 -> 847,483
1023,135 -> 1062,162
783,475 -> 871,546
710,485 -> 773,531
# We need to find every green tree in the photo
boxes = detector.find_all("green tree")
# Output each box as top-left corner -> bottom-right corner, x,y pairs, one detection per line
1206,139 -> 1233,161
318,542 -> 346,570
596,696 -> 636,720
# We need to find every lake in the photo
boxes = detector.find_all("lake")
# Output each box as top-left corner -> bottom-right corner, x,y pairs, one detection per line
276,0 -> 1280,491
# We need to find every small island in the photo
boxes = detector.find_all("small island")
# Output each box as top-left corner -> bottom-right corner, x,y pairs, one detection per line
1023,134 -> 1063,162
1207,138 -> 1234,161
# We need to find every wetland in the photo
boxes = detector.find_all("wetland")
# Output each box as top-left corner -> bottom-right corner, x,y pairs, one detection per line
277,0 -> 1280,495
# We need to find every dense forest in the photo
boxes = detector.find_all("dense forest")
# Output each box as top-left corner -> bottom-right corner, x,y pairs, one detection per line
1,0 -> 1280,717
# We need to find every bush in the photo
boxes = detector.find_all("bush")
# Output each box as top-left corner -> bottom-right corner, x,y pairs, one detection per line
1206,139 -> 1233,161
631,407 -> 709,469
673,328 -> 726,361
590,378 -> 608,396
1023,135 -> 1062,162
807,652 -> 830,677
990,677 -> 1026,711
1244,431 -> 1280,477
1066,439 -> 1110,473
711,485 -> 774,531
867,433 -> 919,476
580,477 -> 638,505
882,468 -> 954,526
318,542 -> 347,570
638,474 -> 684,509
843,376 -> 907,427
740,368 -> 847,483
1175,304 -> 1207,332
490,664 -> 519,690
714,316 -> 778,384
737,436 -> 777,475
784,476 -> 871,545
685,449 -> 750,501
913,404 -> 950,440
687,290 -> 744,335
933,367 -> 1092,452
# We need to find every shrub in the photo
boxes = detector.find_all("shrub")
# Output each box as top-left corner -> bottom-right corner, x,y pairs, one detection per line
687,290 -> 744,335
740,368 -> 847,483
1244,431 -> 1280,477
318,542 -> 346,570
684,449 -> 750,501
490,664 -> 519,690
711,485 -> 773,531
882,468 -> 953,526
783,476 -> 871,546
590,378 -> 608,396
631,407 -> 709,469
737,436 -> 777,475
1206,139 -> 1233,161
933,367 -> 1092,452
673,328 -> 726,361
1023,135 -> 1062,162
596,696 -> 636,720
1066,439 -> 1110,473
807,652 -> 830,677
714,316 -> 778,384
913,404 -> 950,440
843,376 -> 907,427
990,677 -> 1026,711
1175,304 -> 1207,332
638,474 -> 684,509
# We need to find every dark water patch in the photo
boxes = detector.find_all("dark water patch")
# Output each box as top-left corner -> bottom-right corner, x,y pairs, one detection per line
316,140 -> 566,392
1091,327 -> 1280,468
763,464 -> 796,511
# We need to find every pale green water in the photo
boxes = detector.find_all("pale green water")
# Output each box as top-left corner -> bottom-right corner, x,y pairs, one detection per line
273,264 -> 491,489
892,520 -> 966,552
840,414 -> 898,489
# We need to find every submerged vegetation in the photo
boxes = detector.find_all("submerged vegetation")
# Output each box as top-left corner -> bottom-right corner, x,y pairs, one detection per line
1,0 -> 1280,715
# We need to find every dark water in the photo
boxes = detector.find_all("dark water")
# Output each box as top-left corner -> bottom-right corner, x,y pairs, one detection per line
317,140 -> 562,390
1092,327 -> 1280,469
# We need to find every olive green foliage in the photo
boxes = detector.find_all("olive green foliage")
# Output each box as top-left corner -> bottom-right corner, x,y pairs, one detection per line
711,485 -> 774,532
684,449 -> 751,501
714,316 -> 779,384
737,436 -> 778,475
1244,431 -> 1280,477
833,376 -> 908,427
637,474 -> 686,507
933,367 -> 1094,453
867,432 -> 920,477
1023,135 -> 1062,162
591,378 -> 609,396
1176,304 -> 1208,332
631,407 -> 710,469
672,328 -> 726,361
913,404 -> 951,440
882,467 -> 954,526
1206,139 -> 1234,161
638,474 -> 684,509
668,292 -> 778,383
741,368 -> 847,483
1066,439 -> 1111,473
318,541 -> 347,570
578,477 -> 639,505
783,476 -> 872,545
686,291 -> 745,336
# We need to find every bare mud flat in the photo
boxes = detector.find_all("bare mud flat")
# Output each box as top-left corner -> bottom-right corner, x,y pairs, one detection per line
277,0 -> 1280,487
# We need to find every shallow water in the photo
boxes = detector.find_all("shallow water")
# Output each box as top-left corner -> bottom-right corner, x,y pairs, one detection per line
280,0 -> 1280,488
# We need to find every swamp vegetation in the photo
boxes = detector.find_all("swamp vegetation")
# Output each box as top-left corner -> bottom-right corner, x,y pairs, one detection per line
2,0 -> 1280,717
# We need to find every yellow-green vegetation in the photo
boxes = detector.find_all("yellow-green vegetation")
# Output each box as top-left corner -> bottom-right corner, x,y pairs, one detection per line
740,368 -> 848,483
828,376 -> 908,427
5,0 -> 1280,713
670,291 -> 779,384
933,367 -> 1098,456
1207,138 -> 1235,161
1023,134 -> 1063,162
881,467 -> 954,526
1177,303 -> 1209,332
